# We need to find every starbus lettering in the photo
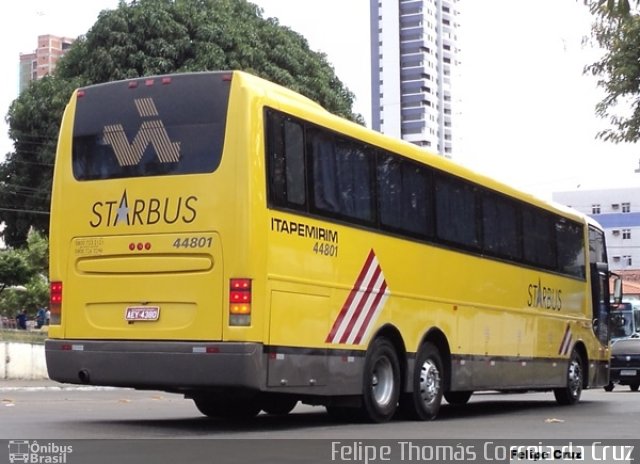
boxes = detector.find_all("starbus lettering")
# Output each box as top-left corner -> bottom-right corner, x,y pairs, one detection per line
527,278 -> 562,311
90,191 -> 198,227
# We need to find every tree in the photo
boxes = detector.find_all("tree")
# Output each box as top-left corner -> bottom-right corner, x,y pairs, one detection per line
1,0 -> 361,246
0,230 -> 49,317
585,0 -> 640,142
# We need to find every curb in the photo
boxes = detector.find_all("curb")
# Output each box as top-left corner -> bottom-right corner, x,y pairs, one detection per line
1,342 -> 49,380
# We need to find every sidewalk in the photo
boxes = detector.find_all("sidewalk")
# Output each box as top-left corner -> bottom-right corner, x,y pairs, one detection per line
0,378 -> 126,392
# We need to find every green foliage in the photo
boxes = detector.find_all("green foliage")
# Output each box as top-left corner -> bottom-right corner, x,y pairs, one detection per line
0,230 -> 49,317
585,0 -> 640,142
0,0 -> 361,246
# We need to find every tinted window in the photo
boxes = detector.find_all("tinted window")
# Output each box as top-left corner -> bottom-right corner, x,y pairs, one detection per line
435,175 -> 479,249
307,128 -> 374,223
267,111 -> 305,208
589,226 -> 607,264
556,219 -> 585,278
523,208 -> 556,269
73,72 -> 230,180
378,154 -> 431,237
482,193 -> 520,259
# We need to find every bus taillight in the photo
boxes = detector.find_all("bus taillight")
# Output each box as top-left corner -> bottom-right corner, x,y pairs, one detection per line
229,278 -> 251,326
50,281 -> 63,325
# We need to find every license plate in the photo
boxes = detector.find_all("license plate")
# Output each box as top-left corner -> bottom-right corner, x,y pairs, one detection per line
125,306 -> 160,321
620,369 -> 637,376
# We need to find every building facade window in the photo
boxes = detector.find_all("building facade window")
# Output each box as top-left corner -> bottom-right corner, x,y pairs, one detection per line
622,202 -> 631,213
624,255 -> 633,266
623,229 -> 631,240
591,204 -> 601,214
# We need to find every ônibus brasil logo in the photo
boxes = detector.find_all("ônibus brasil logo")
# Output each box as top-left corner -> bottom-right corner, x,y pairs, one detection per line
8,440 -> 73,463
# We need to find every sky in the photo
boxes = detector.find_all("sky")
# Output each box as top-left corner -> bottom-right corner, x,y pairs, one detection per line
1,0 -> 639,200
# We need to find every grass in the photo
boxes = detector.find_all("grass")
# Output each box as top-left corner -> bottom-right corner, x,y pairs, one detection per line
0,328 -> 48,344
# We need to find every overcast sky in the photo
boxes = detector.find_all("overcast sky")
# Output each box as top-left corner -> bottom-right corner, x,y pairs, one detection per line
2,0 -> 639,199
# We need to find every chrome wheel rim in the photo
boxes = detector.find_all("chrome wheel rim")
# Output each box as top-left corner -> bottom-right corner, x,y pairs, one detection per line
372,356 -> 394,406
418,358 -> 441,405
568,358 -> 582,398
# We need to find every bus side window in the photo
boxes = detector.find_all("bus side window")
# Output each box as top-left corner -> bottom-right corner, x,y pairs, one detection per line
266,111 -> 305,209
307,128 -> 374,224
377,154 -> 431,239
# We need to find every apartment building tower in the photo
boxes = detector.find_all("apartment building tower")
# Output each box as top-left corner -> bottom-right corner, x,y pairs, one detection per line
553,187 -> 640,271
19,34 -> 75,92
370,0 -> 459,156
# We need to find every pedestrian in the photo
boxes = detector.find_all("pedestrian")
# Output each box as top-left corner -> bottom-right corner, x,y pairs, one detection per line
45,308 -> 51,326
16,309 -> 28,330
36,307 -> 46,329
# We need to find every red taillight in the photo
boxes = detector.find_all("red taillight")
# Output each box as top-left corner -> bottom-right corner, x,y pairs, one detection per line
50,281 -> 62,325
229,279 -> 251,326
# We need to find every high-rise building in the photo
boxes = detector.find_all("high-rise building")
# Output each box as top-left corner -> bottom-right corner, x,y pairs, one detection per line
19,34 -> 75,92
370,0 -> 459,157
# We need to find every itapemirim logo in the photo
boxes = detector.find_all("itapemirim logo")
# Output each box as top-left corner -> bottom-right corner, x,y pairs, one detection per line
8,440 -> 73,464
102,97 -> 181,167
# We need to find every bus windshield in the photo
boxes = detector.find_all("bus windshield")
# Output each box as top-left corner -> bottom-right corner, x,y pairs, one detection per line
72,72 -> 231,180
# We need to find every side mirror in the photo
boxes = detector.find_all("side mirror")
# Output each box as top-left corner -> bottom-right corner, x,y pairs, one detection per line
611,272 -> 623,305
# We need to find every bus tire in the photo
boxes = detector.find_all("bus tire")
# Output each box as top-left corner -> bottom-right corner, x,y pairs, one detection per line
193,396 -> 261,419
400,342 -> 443,420
553,350 -> 583,405
444,390 -> 473,405
361,337 -> 401,423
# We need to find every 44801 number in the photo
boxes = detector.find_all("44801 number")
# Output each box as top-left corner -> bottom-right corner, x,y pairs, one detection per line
172,237 -> 213,249
313,242 -> 338,257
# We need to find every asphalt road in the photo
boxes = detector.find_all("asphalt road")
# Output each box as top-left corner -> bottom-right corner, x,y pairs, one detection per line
1,381 -> 638,463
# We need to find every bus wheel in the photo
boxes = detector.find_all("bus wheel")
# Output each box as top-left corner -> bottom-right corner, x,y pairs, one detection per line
261,395 -> 298,415
444,390 -> 472,405
193,396 -> 261,419
630,383 -> 639,392
400,342 -> 443,420
604,382 -> 615,392
361,337 -> 401,423
553,350 -> 583,405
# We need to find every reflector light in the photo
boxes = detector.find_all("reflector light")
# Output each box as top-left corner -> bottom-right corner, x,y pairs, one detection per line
230,303 -> 251,315
229,279 -> 252,325
137,243 -> 144,251
162,77 -> 172,85
222,74 -> 233,82
77,90 -> 85,99
230,291 -> 251,303
128,81 -> 138,89
145,79 -> 154,87
129,243 -> 136,251
50,281 -> 63,325
145,242 -> 152,250
231,279 -> 251,290
50,282 -> 62,304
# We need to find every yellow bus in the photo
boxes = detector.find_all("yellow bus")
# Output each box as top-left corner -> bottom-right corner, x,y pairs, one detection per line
46,71 -> 620,422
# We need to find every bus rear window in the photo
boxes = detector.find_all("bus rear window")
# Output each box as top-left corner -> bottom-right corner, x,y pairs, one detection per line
72,72 -> 231,180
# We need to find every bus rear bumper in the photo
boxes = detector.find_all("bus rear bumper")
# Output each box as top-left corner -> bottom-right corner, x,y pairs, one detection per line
45,339 -> 264,391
